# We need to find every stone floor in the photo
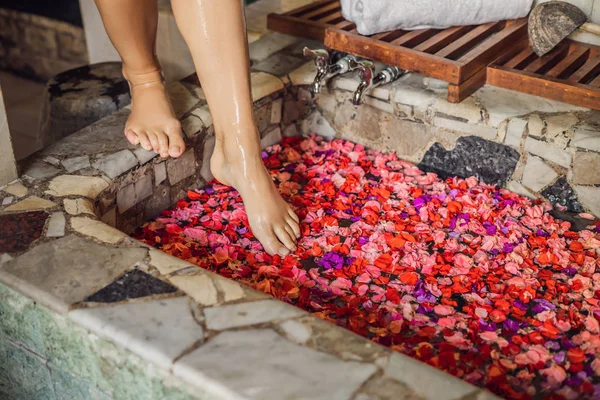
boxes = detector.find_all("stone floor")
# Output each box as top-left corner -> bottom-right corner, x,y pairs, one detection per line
1,0 -> 600,399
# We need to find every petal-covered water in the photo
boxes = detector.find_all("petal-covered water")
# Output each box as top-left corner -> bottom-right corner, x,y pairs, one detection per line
133,136 -> 600,399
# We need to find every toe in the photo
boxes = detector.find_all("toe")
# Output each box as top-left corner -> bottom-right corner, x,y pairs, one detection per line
125,128 -> 139,145
165,120 -> 185,158
146,132 -> 160,153
136,131 -> 153,151
286,217 -> 301,239
284,225 -> 297,242
156,132 -> 170,158
275,225 -> 296,252
288,208 -> 300,223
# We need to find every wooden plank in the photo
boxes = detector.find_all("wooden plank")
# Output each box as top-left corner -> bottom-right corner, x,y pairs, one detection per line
336,20 -> 355,30
389,29 -> 440,48
447,67 -> 487,103
303,2 -> 340,20
502,47 -> 537,69
435,22 -> 503,60
290,0 -> 336,17
568,54 -> 600,84
487,66 -> 600,111
413,26 -> 474,53
320,11 -> 344,24
590,74 -> 600,87
546,47 -> 591,79
325,28 -> 462,83
372,31 -> 407,43
523,43 -> 570,74
267,14 -> 329,41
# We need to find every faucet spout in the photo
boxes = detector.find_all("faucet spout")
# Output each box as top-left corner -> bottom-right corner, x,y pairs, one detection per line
351,61 -> 374,106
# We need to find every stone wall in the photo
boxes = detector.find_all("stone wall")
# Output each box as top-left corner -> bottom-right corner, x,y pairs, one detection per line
0,8 -> 88,81
304,74 -> 600,217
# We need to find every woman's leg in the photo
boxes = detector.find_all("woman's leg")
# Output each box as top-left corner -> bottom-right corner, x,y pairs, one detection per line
94,0 -> 185,158
171,0 -> 300,256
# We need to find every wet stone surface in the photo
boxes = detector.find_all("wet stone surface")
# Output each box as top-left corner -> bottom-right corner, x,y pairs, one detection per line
0,211 -> 48,253
419,136 -> 520,186
541,177 -> 585,213
85,269 -> 178,303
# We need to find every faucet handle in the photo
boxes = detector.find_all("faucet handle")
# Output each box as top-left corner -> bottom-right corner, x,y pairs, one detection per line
303,47 -> 330,68
352,60 -> 375,106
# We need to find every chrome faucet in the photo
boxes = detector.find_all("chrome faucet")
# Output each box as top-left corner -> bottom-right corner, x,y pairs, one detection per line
352,65 -> 407,106
303,48 -> 361,96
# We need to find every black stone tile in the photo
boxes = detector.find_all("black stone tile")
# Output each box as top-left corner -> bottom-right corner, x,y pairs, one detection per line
85,269 -> 177,303
419,136 -> 520,187
0,211 -> 48,253
549,210 -> 597,232
541,177 -> 584,213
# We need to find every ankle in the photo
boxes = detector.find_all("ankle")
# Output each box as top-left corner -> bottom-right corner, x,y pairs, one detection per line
122,65 -> 164,87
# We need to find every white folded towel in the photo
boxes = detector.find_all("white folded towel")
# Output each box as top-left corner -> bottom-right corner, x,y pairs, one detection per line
341,0 -> 533,35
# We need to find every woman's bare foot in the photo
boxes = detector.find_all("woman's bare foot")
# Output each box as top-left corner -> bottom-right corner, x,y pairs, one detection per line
210,137 -> 300,257
123,68 -> 185,158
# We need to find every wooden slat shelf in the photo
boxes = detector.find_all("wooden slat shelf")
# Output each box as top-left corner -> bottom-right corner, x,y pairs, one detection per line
487,40 -> 600,111
267,1 -> 528,103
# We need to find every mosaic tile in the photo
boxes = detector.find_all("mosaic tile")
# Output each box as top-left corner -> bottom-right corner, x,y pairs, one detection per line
419,136 -> 519,186
147,248 -> 195,275
169,274 -> 218,306
92,149 -> 138,179
541,176 -> 584,213
22,160 -> 61,180
2,182 -> 28,197
70,296 -> 203,368
4,196 -> 57,212
70,217 -> 128,244
174,329 -> 377,400
2,196 -> 14,206
61,155 -> 91,173
204,299 -> 304,330
0,235 -> 146,313
0,211 -> 48,253
251,52 -> 306,77
250,72 -> 284,101
63,198 -> 95,216
46,212 -> 66,238
45,175 -> 109,198
85,269 -> 178,303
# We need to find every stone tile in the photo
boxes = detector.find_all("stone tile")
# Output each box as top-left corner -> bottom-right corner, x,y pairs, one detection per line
279,319 -> 312,344
574,185 -> 600,216
117,183 -> 136,214
154,162 -> 167,187
70,217 -> 129,244
43,156 -> 61,167
524,137 -> 572,168
70,296 -> 203,368
181,114 -> 204,138
204,299 -> 304,330
355,375 -> 421,400
288,62 -> 316,86
45,175 -> 109,199
166,149 -> 196,185
476,86 -> 584,127
63,198 -> 94,216
364,96 -> 394,114
283,124 -> 300,138
504,118 -> 527,148
213,276 -> 245,303
260,127 -> 282,149
85,269 -> 177,303
133,147 -> 157,165
0,211 -> 48,252
572,126 -> 600,152
92,150 -> 138,179
545,114 -> 578,148
251,72 -> 285,101
393,84 -> 438,110
100,207 -> 116,227
382,119 -> 434,163
270,98 -> 283,124
384,353 -> 477,400
435,97 -> 482,123
2,196 -> 14,206
507,180 -> 535,198
174,329 -> 377,400
170,274 -> 218,306
148,248 -> 195,275
61,155 -> 91,173
192,107 -> 212,128
302,111 -> 336,138
135,174 -> 153,203
249,32 -> 298,62
252,52 -> 306,77
521,156 -> 558,192
4,196 -> 57,212
22,160 -> 61,180
419,136 -> 520,186
433,117 -> 497,140
3,181 -> 28,197
46,212 -> 66,238
527,114 -> 544,138
573,151 -> 600,185
144,185 -> 171,220
541,177 -> 584,213
0,235 -> 146,314
166,82 -> 199,118
0,339 -> 54,400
